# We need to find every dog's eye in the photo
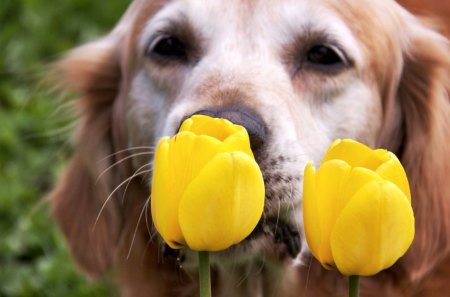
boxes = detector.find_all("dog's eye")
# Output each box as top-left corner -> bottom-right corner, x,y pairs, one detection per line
306,45 -> 345,66
147,36 -> 187,62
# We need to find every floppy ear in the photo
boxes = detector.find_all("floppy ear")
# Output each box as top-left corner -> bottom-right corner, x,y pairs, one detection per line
383,16 -> 450,283
50,0 -> 168,282
50,35 -> 127,280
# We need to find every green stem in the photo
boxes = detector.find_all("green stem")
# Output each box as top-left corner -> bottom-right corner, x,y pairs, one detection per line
349,275 -> 359,297
198,251 -> 212,297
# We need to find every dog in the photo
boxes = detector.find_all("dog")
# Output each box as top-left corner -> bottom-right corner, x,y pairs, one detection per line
50,0 -> 450,296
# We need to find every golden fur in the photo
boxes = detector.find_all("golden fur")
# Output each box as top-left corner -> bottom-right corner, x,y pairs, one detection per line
51,0 -> 450,296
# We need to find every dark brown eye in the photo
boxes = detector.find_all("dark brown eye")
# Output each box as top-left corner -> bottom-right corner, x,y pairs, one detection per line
147,36 -> 187,62
306,45 -> 344,66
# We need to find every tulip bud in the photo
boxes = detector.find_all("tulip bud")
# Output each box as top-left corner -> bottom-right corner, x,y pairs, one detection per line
303,139 -> 415,276
151,115 -> 265,251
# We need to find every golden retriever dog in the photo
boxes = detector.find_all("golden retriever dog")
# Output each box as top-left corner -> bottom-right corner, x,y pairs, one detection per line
50,0 -> 450,296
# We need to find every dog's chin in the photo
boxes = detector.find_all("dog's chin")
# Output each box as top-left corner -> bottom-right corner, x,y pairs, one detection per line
163,219 -> 302,270
246,218 -> 302,260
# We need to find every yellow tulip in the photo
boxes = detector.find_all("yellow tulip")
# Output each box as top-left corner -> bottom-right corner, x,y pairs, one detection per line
303,139 -> 415,276
151,115 -> 265,251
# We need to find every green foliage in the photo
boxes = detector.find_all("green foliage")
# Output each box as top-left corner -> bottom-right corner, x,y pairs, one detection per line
0,1 -> 130,296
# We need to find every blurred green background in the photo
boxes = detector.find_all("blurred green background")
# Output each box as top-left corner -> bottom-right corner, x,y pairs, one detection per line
1,1 -> 130,296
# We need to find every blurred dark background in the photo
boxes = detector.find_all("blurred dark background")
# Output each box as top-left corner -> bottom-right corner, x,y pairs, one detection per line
0,1 -> 129,296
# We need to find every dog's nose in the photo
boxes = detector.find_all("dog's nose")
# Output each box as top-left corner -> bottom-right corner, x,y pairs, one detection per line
185,107 -> 267,152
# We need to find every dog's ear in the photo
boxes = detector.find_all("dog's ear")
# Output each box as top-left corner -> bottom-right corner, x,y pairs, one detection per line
382,14 -> 450,284
50,35 -> 127,281
50,0 -> 168,281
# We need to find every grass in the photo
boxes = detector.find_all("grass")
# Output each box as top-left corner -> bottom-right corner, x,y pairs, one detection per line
0,1 -> 130,296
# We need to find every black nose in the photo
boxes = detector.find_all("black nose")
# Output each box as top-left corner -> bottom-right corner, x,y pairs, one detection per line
184,107 -> 267,152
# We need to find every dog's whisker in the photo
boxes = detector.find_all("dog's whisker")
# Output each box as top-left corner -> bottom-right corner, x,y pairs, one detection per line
261,210 -> 267,226
140,237 -> 154,266
121,168 -> 153,205
230,254 -> 243,287
93,173 -> 145,229
235,260 -> 254,288
98,146 -> 156,163
303,255 -> 314,297
121,163 -> 152,204
96,152 -> 153,183
96,164 -> 152,228
127,199 -> 148,259
150,230 -> 158,242
144,198 -> 154,240
273,199 -> 281,236
288,183 -> 302,235
255,249 -> 266,276
234,268 -> 247,288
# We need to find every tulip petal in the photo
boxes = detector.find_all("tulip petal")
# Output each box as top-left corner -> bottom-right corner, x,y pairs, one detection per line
179,152 -> 264,251
341,167 -> 383,204
330,181 -> 415,276
171,132 -> 223,181
151,132 -> 222,248
315,159 -> 352,266
220,129 -> 254,158
179,115 -> 241,142
179,116 -> 194,131
151,137 -> 184,248
322,139 -> 385,170
303,163 -> 322,262
322,139 -> 373,166
376,152 -> 411,202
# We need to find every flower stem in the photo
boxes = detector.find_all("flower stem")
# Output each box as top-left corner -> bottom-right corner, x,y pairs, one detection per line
199,251 -> 212,297
349,275 -> 359,297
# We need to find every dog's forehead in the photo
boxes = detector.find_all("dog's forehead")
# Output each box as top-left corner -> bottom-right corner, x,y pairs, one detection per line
136,0 -> 364,64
